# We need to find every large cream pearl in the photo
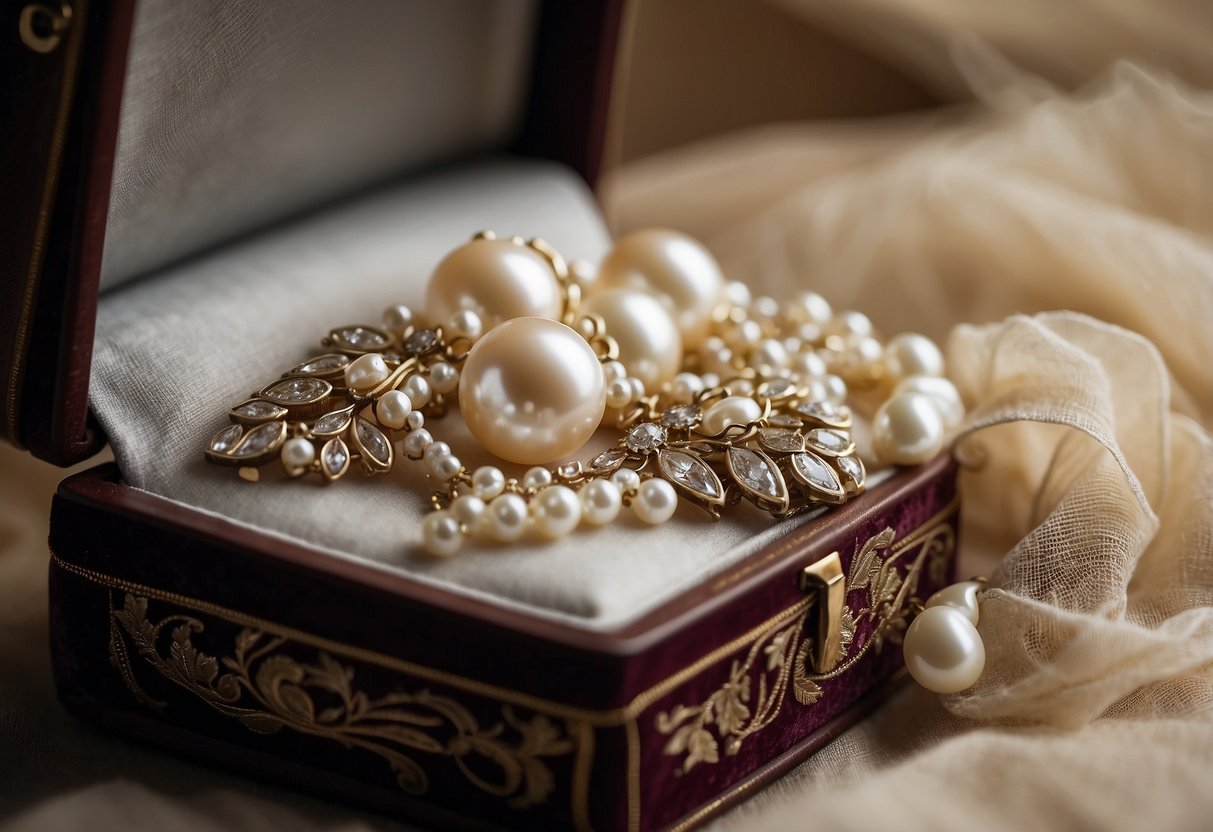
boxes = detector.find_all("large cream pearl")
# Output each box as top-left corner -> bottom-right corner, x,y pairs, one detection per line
885,332 -> 944,379
593,229 -> 724,348
580,289 -> 682,389
459,317 -> 606,465
925,580 -> 983,625
697,395 -> 762,436
902,606 -> 985,694
872,392 -> 945,465
424,238 -> 562,330
894,375 -> 964,430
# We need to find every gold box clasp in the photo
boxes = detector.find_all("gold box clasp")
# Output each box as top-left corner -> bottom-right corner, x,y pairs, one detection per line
799,552 -> 846,674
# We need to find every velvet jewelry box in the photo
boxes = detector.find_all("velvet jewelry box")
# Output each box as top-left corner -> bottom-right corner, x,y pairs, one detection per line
1,2 -> 960,830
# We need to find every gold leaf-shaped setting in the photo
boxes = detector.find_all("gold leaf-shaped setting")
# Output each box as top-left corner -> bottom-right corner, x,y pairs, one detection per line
726,447 -> 789,513
289,353 -> 350,378
804,428 -> 855,457
311,407 -> 354,438
757,378 -> 801,403
791,400 -> 852,430
207,420 -> 288,466
350,417 -> 392,472
229,400 -> 288,424
320,438 -> 351,481
658,448 -> 725,513
260,377 -> 333,407
329,325 -> 392,354
758,428 -> 805,454
790,450 -> 845,501
837,454 -> 866,493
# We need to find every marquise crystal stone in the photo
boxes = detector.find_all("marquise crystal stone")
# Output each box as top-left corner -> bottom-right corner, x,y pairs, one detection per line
837,454 -> 865,486
332,326 -> 391,351
759,378 -> 798,399
626,423 -> 666,453
312,409 -> 352,436
806,428 -> 852,455
321,437 -> 350,479
758,428 -> 804,453
791,451 -> 843,494
727,447 -> 783,499
591,448 -> 627,471
291,354 -> 350,376
660,404 -> 702,429
209,424 -> 243,453
767,414 -> 804,429
230,400 -> 287,422
658,449 -> 723,500
231,421 -> 286,458
354,418 -> 392,468
402,329 -> 439,355
262,377 -> 332,406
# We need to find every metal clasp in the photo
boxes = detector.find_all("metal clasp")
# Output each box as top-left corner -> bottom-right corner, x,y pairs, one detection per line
19,2 -> 72,54
799,551 -> 846,674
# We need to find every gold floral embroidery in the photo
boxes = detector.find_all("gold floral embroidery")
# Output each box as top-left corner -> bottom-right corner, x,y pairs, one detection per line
109,594 -> 575,808
659,521 -> 955,769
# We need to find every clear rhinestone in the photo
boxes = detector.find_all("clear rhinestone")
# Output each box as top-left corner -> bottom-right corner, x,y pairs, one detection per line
728,447 -> 781,498
291,354 -> 349,376
791,451 -> 843,493
262,377 -> 332,406
795,400 -> 838,418
558,461 -> 582,479
312,410 -> 352,436
760,378 -> 797,399
209,424 -> 243,453
591,449 -> 627,471
332,326 -> 391,351
759,428 -> 804,453
806,428 -> 852,454
658,449 -> 722,500
231,422 -> 285,458
660,404 -> 702,429
321,438 -> 350,478
838,455 -> 865,485
355,418 -> 391,466
402,328 -> 439,355
230,400 -> 287,421
767,414 -> 804,429
625,423 -> 666,453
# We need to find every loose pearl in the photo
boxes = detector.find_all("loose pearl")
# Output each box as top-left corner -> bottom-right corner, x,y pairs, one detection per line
521,466 -> 553,490
790,351 -> 827,379
611,468 -> 641,495
382,304 -> 414,337
606,378 -> 635,410
926,581 -> 984,625
280,437 -> 315,473
487,493 -> 529,542
633,478 -> 678,524
750,338 -> 789,371
460,318 -> 606,465
451,494 -> 486,529
345,353 -> 390,391
698,395 -> 762,436
824,310 -> 873,340
581,289 -> 682,388
579,478 -> 622,525
375,390 -> 413,429
723,280 -> 752,308
895,375 -> 964,430
806,374 -> 847,406
793,292 -> 832,326
402,428 -> 433,459
873,393 -> 945,465
421,510 -> 463,557
886,333 -> 944,379
670,372 -> 704,404
593,229 -> 724,348
533,485 -> 582,538
424,237 -> 562,329
903,606 -> 985,693
445,309 -> 484,342
751,296 -> 780,321
403,374 -> 431,409
472,465 -> 506,500
429,361 -> 459,394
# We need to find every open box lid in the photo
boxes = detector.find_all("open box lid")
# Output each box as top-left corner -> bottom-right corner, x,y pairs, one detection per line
0,0 -> 624,466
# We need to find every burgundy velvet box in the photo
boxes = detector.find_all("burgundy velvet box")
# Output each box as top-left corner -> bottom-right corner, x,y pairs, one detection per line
2,2 -> 961,830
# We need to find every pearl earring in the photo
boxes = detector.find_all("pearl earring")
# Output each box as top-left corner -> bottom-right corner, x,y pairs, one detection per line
903,579 -> 987,693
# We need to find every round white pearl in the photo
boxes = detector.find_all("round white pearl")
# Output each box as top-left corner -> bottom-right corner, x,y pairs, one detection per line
402,428 -> 433,459
698,395 -> 762,436
459,317 -> 606,465
751,338 -> 788,370
428,452 -> 462,481
790,351 -> 827,379
926,581 -> 984,625
421,511 -> 463,557
345,353 -> 390,391
579,478 -> 622,525
903,606 -> 985,693
403,374 -> 431,409
886,333 -> 944,379
568,257 -> 597,289
849,335 -> 884,367
601,360 -> 627,383
806,374 -> 847,406
593,229 -> 724,348
406,410 -> 425,431
487,493 -> 529,542
382,304 -> 414,337
751,295 -> 780,320
581,289 -> 683,389
375,390 -> 413,430
824,310 -> 874,340
422,441 -> 450,465
450,494 -> 486,529
895,375 -> 965,430
606,378 -> 635,410
429,361 -> 459,394
670,372 -> 704,404
734,319 -> 764,349
723,280 -> 752,308
873,393 -> 945,465
521,466 -> 553,490
472,466 -> 506,500
280,437 -> 315,472
610,468 -> 641,495
793,292 -> 832,326
628,377 -> 646,401
445,309 -> 484,342
424,237 -> 562,329
633,478 -> 678,524
533,485 -> 582,538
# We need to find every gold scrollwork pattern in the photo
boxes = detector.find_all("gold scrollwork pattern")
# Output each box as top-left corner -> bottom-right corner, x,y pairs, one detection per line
658,520 -> 955,771
108,593 -> 576,808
